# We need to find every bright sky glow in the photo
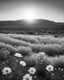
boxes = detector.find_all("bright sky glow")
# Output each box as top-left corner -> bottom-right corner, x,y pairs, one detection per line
22,9 -> 36,22
0,0 -> 64,22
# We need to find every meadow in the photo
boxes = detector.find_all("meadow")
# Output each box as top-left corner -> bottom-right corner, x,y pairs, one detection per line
0,33 -> 64,80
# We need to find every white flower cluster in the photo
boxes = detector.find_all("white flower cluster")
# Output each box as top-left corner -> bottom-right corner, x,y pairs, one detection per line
2,52 -> 37,80
23,67 -> 36,80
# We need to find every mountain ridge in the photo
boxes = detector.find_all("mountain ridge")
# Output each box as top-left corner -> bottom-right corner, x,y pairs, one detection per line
0,19 -> 64,31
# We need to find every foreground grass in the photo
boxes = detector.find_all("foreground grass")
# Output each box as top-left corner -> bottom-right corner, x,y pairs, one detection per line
0,33 -> 64,80
0,53 -> 64,80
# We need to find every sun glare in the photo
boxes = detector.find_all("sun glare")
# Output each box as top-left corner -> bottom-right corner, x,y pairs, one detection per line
22,9 -> 36,22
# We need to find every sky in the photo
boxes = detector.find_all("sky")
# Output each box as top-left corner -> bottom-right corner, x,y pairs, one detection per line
0,0 -> 64,22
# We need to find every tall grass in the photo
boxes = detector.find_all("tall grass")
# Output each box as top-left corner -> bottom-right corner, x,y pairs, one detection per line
0,33 -> 64,68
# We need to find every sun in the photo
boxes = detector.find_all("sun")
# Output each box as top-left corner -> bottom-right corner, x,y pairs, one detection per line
22,9 -> 36,22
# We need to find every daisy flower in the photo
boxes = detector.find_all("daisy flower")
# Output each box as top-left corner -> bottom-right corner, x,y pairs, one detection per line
28,67 -> 36,74
14,53 -> 22,58
46,65 -> 54,72
2,67 -> 12,75
20,61 -> 26,66
23,74 -> 32,80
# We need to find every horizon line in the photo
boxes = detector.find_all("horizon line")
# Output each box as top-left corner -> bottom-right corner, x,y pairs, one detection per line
0,19 -> 64,23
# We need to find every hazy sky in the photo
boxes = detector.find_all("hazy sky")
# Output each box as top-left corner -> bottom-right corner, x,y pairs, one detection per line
0,0 -> 64,22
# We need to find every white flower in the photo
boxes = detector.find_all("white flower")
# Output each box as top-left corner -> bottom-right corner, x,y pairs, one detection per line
2,67 -> 12,75
14,53 -> 22,58
40,52 -> 45,55
61,68 -> 63,71
46,65 -> 54,72
58,68 -> 60,70
28,67 -> 36,74
23,74 -> 32,80
41,59 -> 43,62
52,73 -> 54,76
20,61 -> 26,66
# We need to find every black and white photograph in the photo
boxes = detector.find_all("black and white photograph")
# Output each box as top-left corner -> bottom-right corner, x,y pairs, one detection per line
0,0 -> 64,80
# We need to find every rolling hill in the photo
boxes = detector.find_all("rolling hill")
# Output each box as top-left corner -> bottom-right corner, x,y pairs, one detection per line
0,19 -> 64,32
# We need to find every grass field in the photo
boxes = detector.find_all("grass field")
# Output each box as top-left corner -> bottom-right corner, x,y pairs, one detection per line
0,33 -> 64,80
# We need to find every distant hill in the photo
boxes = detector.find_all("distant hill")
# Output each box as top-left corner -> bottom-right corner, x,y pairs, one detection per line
0,19 -> 64,32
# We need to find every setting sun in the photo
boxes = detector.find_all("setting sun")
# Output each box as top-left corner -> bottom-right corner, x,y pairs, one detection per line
22,9 -> 36,22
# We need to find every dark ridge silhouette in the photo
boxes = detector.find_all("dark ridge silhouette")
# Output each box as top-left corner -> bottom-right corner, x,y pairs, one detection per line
0,19 -> 64,32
